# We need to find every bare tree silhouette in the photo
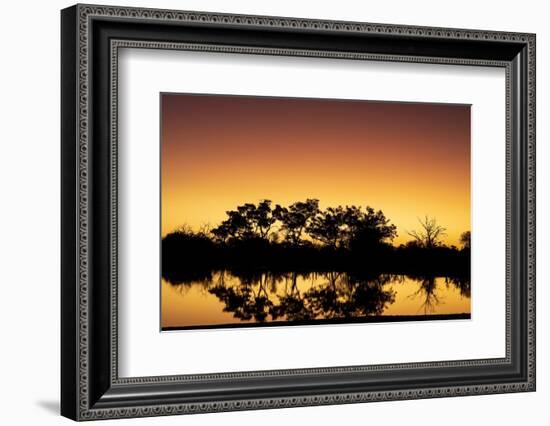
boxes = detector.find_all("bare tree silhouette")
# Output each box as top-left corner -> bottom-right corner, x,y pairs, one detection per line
407,216 -> 447,249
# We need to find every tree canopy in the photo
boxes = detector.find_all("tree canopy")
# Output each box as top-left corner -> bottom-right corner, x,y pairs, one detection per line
211,199 -> 398,249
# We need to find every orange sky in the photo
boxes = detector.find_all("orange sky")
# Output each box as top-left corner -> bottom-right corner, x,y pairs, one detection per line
161,94 -> 470,246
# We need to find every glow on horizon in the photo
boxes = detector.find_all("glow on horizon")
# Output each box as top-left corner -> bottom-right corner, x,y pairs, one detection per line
161,94 -> 470,246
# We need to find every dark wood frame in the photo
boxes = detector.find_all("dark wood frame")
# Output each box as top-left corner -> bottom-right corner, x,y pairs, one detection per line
61,4 -> 536,421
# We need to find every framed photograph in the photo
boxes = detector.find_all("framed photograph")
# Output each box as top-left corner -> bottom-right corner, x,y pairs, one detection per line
61,4 -> 536,421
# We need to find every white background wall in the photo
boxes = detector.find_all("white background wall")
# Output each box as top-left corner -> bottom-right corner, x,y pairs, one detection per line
0,0 -> 547,424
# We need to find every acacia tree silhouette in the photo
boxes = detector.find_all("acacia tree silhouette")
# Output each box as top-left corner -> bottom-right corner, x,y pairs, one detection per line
306,206 -> 346,248
211,199 -> 277,241
345,206 -> 397,251
274,198 -> 319,245
306,205 -> 397,251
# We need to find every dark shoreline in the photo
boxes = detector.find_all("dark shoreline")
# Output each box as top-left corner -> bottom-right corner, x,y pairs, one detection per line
162,229 -> 471,286
162,313 -> 471,331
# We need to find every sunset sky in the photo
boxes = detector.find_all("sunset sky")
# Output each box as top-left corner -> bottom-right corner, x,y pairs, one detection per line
161,94 -> 470,246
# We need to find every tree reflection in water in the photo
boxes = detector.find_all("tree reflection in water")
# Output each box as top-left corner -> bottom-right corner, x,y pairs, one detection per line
407,275 -> 440,314
208,271 -> 399,322
404,274 -> 471,315
445,275 -> 471,299
165,270 -> 469,323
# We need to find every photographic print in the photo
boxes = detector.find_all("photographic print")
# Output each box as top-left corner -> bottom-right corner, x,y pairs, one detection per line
161,94 -> 471,331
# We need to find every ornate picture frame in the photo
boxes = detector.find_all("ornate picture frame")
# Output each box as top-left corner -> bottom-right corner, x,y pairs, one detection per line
61,4 -> 535,421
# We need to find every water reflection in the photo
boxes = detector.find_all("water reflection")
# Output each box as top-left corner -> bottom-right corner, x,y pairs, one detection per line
162,270 -> 471,329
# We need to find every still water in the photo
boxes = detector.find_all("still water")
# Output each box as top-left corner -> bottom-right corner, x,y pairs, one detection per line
161,270 -> 470,330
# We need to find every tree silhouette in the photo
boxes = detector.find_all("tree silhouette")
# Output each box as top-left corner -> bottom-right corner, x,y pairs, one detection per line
210,210 -> 251,242
305,205 -> 397,250
407,216 -> 447,249
345,206 -> 397,251
460,231 -> 471,249
306,206 -> 346,248
249,199 -> 278,239
274,199 -> 319,245
162,226 -> 219,284
211,200 -> 277,241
